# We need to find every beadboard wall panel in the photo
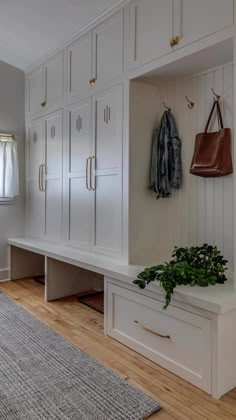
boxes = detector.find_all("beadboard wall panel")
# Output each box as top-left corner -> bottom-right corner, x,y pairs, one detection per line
129,63 -> 234,273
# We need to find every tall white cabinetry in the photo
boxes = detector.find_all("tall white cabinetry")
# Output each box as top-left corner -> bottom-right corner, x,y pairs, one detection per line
27,110 -> 63,241
67,84 -> 123,257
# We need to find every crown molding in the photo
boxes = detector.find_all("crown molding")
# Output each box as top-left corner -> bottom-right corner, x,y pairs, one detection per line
24,0 -> 132,74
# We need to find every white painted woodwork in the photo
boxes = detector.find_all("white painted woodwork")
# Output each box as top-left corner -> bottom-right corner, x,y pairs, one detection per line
173,0 -> 234,50
45,110 -> 63,241
92,10 -> 123,88
10,246 -> 44,280
67,33 -> 92,103
129,0 -> 173,69
28,119 -> 45,238
27,110 -> 63,241
27,66 -> 44,116
67,99 -> 92,250
44,52 -> 64,111
46,257 -> 103,301
129,63 -> 234,274
92,84 -> 123,257
107,282 -> 212,393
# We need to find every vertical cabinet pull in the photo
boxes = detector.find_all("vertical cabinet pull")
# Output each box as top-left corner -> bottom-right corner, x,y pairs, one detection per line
86,157 -> 91,191
90,156 -> 95,191
42,164 -> 46,192
39,165 -> 42,191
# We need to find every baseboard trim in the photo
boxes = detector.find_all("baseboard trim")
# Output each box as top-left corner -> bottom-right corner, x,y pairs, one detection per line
0,269 -> 10,282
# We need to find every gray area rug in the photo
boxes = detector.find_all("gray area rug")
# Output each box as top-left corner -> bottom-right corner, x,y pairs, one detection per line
0,293 -> 160,419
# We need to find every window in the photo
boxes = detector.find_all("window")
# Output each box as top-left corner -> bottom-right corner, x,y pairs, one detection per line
0,133 -> 19,202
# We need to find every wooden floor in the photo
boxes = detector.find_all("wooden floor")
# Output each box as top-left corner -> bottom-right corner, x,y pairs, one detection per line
1,280 -> 236,420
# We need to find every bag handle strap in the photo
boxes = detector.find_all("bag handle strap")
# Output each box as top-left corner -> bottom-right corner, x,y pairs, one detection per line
205,100 -> 224,132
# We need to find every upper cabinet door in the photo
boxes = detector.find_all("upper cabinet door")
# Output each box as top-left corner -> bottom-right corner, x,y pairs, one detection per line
129,0 -> 173,69
173,0 -> 234,49
27,66 -> 44,116
67,33 -> 92,102
92,10 -> 123,88
44,52 -> 64,111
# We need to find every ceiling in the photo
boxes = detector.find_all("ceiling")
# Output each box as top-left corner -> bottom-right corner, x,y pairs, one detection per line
0,0 -> 123,71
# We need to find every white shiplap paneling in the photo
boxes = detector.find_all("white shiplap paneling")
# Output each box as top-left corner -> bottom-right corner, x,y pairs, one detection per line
130,63 -> 234,273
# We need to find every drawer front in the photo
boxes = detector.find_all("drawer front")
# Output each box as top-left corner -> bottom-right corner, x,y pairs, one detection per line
107,283 -> 211,393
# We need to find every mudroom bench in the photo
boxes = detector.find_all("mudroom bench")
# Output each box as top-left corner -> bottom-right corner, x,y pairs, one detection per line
8,237 -> 236,399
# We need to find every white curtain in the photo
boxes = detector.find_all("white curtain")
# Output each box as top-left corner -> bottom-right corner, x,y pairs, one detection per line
0,141 -> 19,198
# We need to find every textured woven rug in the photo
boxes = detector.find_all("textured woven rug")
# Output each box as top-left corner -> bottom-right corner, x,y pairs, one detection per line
0,293 -> 160,419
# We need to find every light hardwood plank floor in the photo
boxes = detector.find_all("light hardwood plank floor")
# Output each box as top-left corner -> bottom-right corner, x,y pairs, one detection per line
1,278 -> 236,419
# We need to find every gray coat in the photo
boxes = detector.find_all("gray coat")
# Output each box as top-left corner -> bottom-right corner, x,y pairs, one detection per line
150,111 -> 182,199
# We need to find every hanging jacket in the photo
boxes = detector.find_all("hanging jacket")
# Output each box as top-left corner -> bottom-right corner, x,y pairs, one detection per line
150,110 -> 182,199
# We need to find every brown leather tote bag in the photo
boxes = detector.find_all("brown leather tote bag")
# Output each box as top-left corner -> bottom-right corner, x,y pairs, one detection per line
190,100 -> 233,177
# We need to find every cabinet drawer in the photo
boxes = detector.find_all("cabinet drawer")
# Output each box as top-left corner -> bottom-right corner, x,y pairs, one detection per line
107,283 -> 211,393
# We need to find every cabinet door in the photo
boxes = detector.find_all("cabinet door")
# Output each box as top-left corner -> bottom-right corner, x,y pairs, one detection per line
173,0 -> 234,49
44,52 -> 64,111
91,85 -> 122,257
45,110 -> 63,241
27,66 -> 44,116
67,99 -> 92,250
68,33 -> 92,102
129,0 -> 173,69
92,11 -> 123,88
28,119 -> 45,238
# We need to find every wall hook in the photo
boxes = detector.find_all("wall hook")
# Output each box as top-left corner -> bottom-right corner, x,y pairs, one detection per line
163,102 -> 171,112
212,88 -> 221,102
185,96 -> 194,109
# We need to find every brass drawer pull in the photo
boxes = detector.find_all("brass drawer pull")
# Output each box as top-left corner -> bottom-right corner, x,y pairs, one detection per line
89,78 -> 96,87
41,100 -> 46,108
134,320 -> 170,339
170,36 -> 180,47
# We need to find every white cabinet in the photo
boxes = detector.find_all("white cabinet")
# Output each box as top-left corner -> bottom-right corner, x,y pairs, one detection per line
44,52 -> 64,111
27,110 -> 63,241
26,52 -> 64,118
45,111 -> 63,240
28,119 -> 45,238
107,282 -> 212,393
67,99 -> 92,250
92,10 -> 123,89
68,33 -> 92,103
173,0 -> 234,49
27,66 -> 44,116
91,84 -> 123,257
129,0 -> 173,68
129,0 -> 234,69
67,84 -> 123,257
67,11 -> 123,102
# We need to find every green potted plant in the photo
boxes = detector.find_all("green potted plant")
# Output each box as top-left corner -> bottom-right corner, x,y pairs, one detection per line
133,244 -> 228,309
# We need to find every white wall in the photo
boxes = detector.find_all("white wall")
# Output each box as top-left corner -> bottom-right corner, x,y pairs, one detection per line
0,60 -> 25,280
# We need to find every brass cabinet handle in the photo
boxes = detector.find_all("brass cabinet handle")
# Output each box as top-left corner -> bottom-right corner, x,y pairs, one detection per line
90,156 -> 95,191
86,157 -> 91,191
41,164 -> 46,192
39,165 -> 42,191
134,320 -> 170,339
170,36 -> 180,47
89,78 -> 96,87
41,100 -> 46,108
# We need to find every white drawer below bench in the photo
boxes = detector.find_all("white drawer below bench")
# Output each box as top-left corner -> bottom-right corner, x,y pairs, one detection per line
105,278 -> 236,399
